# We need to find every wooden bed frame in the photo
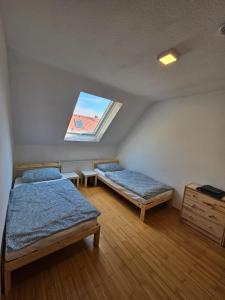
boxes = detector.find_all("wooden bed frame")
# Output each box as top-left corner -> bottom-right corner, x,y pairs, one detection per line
93,159 -> 174,222
4,162 -> 100,295
13,161 -> 62,180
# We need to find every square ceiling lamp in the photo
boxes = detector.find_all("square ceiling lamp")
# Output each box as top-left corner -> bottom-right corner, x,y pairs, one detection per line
157,49 -> 179,66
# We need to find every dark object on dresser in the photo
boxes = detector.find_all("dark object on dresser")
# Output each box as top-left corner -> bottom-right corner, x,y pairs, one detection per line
197,185 -> 225,200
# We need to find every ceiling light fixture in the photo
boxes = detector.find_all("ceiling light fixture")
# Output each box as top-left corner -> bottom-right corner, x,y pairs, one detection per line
157,49 -> 179,66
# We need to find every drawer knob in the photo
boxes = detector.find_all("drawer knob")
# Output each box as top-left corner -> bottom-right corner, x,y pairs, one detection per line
203,201 -> 215,208
191,204 -> 205,212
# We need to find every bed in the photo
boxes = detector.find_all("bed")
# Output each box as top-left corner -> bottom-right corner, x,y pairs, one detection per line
3,162 -> 101,295
93,159 -> 174,222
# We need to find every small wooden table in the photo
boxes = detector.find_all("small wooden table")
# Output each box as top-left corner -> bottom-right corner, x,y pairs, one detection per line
81,170 -> 97,187
62,172 -> 79,188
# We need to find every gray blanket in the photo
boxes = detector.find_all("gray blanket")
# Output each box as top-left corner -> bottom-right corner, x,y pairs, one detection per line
5,179 -> 100,252
105,170 -> 172,199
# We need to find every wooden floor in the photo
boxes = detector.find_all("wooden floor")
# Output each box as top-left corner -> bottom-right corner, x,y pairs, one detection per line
2,183 -> 225,300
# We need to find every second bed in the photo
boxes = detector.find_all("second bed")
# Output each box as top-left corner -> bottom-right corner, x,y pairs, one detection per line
93,159 -> 174,221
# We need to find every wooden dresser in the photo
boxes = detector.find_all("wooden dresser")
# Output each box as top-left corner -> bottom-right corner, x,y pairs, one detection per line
181,183 -> 225,246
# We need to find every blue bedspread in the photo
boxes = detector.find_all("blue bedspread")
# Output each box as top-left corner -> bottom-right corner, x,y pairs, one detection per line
5,179 -> 100,252
105,170 -> 172,199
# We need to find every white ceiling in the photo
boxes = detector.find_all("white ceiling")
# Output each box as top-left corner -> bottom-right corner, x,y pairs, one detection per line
1,0 -> 225,101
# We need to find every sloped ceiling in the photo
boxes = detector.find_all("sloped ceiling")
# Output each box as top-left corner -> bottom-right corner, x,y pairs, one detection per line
1,0 -> 225,101
1,0 -> 225,147
9,50 -> 149,145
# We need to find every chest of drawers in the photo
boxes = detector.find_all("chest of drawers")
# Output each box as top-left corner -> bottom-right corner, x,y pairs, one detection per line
181,183 -> 225,246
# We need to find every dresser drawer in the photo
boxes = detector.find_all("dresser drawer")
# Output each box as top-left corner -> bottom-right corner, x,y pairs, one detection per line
185,188 -> 200,201
185,188 -> 225,215
183,197 -> 225,226
181,207 -> 224,240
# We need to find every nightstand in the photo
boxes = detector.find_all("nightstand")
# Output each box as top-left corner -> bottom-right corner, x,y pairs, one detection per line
62,172 -> 79,188
81,170 -> 97,187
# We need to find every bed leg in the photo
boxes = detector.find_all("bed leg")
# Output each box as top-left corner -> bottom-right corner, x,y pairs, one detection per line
140,206 -> 146,222
167,199 -> 173,208
4,268 -> 11,295
94,227 -> 100,247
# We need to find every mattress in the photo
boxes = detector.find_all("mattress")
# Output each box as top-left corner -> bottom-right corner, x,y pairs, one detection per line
95,168 -> 173,205
104,169 -> 172,199
5,179 -> 100,253
5,219 -> 97,262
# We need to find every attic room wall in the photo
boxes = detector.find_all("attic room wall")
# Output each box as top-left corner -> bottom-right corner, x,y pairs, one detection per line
9,50 -> 149,165
14,144 -> 115,165
0,17 -> 13,293
117,90 -> 225,209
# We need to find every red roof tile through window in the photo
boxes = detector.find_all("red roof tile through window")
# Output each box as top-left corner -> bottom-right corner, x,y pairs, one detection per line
67,114 -> 100,134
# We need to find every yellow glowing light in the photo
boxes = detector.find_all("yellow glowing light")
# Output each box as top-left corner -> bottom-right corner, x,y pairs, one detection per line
158,50 -> 179,65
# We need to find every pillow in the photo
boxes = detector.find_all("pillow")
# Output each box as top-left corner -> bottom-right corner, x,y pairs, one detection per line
96,162 -> 124,172
22,167 -> 62,183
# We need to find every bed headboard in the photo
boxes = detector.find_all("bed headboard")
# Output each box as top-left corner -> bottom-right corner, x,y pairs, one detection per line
13,161 -> 61,180
92,159 -> 119,169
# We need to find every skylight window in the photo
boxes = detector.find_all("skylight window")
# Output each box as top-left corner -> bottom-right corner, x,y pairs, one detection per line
65,92 -> 122,142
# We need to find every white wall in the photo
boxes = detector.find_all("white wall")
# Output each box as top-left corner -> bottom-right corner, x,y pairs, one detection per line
9,50 -> 149,163
0,17 -> 13,293
118,90 -> 225,209
14,143 -> 115,168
